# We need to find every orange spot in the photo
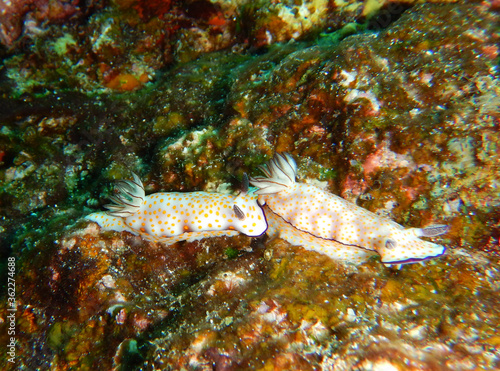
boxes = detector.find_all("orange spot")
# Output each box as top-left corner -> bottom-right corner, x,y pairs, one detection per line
139,73 -> 150,84
105,73 -> 141,91
207,14 -> 226,26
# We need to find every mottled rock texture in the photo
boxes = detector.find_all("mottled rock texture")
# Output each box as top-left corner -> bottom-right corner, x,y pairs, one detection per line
0,1 -> 499,369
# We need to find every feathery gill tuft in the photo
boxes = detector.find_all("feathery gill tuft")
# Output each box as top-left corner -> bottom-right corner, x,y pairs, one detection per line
104,173 -> 145,217
249,153 -> 297,195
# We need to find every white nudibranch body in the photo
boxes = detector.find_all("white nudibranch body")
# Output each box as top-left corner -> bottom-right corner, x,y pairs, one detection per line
250,153 -> 449,265
86,174 -> 268,244
264,205 -> 378,264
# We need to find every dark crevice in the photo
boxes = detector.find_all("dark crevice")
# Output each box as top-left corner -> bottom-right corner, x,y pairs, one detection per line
365,2 -> 413,31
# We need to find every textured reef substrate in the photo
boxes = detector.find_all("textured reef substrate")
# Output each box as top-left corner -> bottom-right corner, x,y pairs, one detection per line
0,0 -> 499,369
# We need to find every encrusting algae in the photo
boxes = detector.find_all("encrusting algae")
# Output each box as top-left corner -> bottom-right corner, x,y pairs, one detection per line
1,1 -> 499,369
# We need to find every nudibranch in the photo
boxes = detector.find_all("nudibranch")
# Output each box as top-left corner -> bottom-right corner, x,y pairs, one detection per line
264,205 -> 378,264
250,153 -> 449,265
86,173 -> 268,244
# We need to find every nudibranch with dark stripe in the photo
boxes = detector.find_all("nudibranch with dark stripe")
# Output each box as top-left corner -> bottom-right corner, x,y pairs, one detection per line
86,173 -> 268,244
250,153 -> 449,265
263,204 -> 378,265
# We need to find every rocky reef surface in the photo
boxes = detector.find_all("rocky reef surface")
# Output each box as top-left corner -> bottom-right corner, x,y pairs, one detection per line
0,0 -> 499,369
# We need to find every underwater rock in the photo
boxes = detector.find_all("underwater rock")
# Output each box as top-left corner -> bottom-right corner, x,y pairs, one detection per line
2,0 -> 461,95
227,2 -> 499,252
0,0 -> 82,47
1,1 -> 499,369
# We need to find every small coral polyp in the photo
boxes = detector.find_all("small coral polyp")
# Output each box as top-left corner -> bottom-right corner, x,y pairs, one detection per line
250,153 -> 449,265
86,173 -> 268,244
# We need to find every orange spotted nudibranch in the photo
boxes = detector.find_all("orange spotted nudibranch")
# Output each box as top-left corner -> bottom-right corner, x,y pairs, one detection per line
250,153 -> 449,265
263,204 -> 378,264
86,173 -> 268,244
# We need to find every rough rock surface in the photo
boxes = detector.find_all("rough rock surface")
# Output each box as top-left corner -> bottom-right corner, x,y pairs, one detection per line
0,1 -> 499,369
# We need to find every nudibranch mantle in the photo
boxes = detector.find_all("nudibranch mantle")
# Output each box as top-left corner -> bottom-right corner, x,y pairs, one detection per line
86,173 -> 268,244
264,205 -> 378,264
250,153 -> 449,265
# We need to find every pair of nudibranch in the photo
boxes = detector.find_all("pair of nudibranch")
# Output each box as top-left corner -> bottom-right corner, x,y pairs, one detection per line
86,153 -> 449,265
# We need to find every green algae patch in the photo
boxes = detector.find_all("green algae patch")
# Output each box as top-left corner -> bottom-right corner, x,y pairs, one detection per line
48,321 -> 74,351
153,112 -> 188,136
225,247 -> 239,260
52,34 -> 78,56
